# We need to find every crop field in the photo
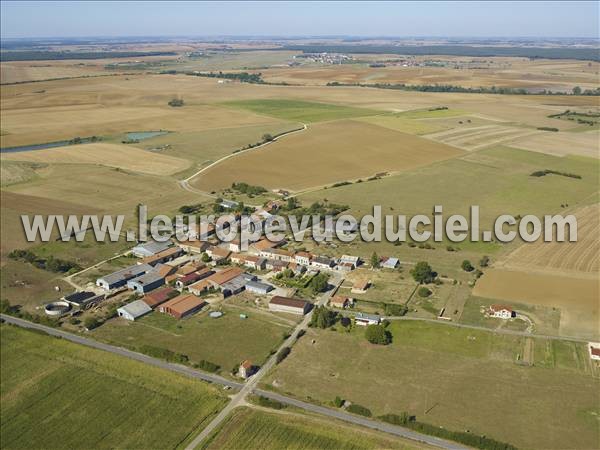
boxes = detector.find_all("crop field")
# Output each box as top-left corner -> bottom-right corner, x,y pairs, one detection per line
0,325 -> 227,449
355,115 -> 447,135
262,321 -> 600,450
222,99 -> 380,123
425,124 -> 539,151
192,119 -> 464,192
510,129 -> 600,158
92,306 -> 292,372
499,203 -> 599,275
0,60 -> 119,84
201,407 -> 423,450
2,142 -> 192,176
472,268 -> 599,340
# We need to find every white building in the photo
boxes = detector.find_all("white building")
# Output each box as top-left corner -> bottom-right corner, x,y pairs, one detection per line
355,312 -> 381,326
588,342 -> 600,361
117,300 -> 152,321
489,304 -> 514,319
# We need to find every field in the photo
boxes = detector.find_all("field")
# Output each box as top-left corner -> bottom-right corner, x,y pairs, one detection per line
2,142 -> 192,176
192,119 -> 464,192
472,268 -> 600,340
510,129 -> 600,158
92,306 -> 292,372
0,324 -> 227,449
425,124 -> 539,151
201,406 -> 425,450
262,321 -> 600,450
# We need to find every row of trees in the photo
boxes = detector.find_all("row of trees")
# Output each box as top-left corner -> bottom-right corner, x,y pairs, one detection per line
8,249 -> 81,274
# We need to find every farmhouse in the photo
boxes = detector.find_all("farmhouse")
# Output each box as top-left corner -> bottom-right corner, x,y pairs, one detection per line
355,312 -> 381,326
238,360 -> 255,379
245,280 -> 274,295
266,259 -> 289,272
249,237 -> 284,254
330,295 -> 353,309
140,246 -> 183,266
337,262 -> 355,272
143,286 -> 178,308
489,304 -> 515,319
187,279 -> 214,296
260,248 -> 294,262
351,279 -> 370,294
587,342 -> 600,361
127,271 -> 165,294
381,257 -> 399,269
205,246 -> 231,263
295,251 -> 312,266
310,255 -> 333,270
96,263 -> 152,291
339,254 -> 360,268
207,267 -> 245,288
158,294 -> 207,319
117,300 -> 152,321
269,296 -> 312,315
175,267 -> 214,289
177,240 -> 210,254
63,291 -> 105,309
132,240 -> 173,258
153,263 -> 177,279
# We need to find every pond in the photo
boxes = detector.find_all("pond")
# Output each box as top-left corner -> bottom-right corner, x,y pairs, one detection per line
125,131 -> 169,141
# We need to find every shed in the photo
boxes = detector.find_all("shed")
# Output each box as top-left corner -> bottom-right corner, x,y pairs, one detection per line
245,280 -> 273,295
117,300 -> 152,321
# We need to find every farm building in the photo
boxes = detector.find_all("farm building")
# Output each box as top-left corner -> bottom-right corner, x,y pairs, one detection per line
63,291 -> 105,309
96,263 -> 152,291
127,271 -> 165,294
143,286 -> 178,308
158,294 -> 207,319
175,267 -> 214,289
117,300 -> 152,321
355,312 -> 381,326
295,251 -> 312,266
221,276 -> 248,297
177,240 -> 210,254
153,263 -> 177,278
260,248 -> 294,262
381,257 -> 399,269
489,304 -> 515,319
220,199 -> 239,209
225,238 -> 243,253
238,360 -> 255,379
588,343 -> 600,361
266,259 -> 289,272
188,279 -> 213,296
205,246 -> 231,263
337,262 -> 355,272
132,240 -> 172,258
310,255 -> 333,270
245,280 -> 273,295
339,255 -> 360,268
269,296 -> 312,315
249,237 -> 285,254
351,279 -> 370,294
207,267 -> 245,288
140,246 -> 183,266
232,255 -> 267,270
330,295 -> 353,309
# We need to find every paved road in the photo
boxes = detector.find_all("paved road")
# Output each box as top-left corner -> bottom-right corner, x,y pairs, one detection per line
1,305 -> 466,450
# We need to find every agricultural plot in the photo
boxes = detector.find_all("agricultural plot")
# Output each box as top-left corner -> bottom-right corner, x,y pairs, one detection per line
221,99 -> 380,123
510,129 -> 600,158
473,269 -> 599,340
499,203 -> 599,275
2,142 -> 191,176
201,407 -> 421,450
92,307 -> 291,372
337,268 -> 417,305
356,115 -> 446,135
192,119 -> 464,192
425,124 -> 539,151
1,325 -> 227,449
262,321 -> 600,450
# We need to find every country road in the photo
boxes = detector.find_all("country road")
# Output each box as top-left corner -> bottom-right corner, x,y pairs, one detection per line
1,295 -> 467,450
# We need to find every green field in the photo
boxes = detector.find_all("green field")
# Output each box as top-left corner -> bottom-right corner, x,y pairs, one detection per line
0,325 -> 227,449
92,306 -> 292,373
222,99 -> 380,123
262,321 -> 600,449
201,406 -> 421,449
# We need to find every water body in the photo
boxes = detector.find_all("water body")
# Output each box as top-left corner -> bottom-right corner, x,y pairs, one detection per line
125,131 -> 169,141
0,138 -> 96,154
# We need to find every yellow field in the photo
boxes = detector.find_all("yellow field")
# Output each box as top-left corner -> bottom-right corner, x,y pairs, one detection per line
473,268 -> 599,339
425,124 -> 540,151
499,204 -> 600,275
192,119 -> 464,191
2,142 -> 191,176
511,130 -> 600,158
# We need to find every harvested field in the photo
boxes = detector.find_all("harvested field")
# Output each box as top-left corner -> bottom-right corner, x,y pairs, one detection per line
0,160 -> 47,186
473,268 -> 599,340
2,142 -> 191,175
510,130 -> 600,158
192,119 -> 464,191
499,203 -> 600,275
356,115 -> 446,135
426,124 -> 540,151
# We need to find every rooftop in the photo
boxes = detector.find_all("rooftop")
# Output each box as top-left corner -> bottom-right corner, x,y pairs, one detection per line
118,300 -> 152,318
270,296 -> 310,309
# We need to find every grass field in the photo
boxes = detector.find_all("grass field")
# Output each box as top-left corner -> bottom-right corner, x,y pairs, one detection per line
262,321 -> 600,450
92,306 -> 292,372
222,99 -> 380,123
201,406 -> 425,450
192,119 -> 464,191
0,324 -> 227,449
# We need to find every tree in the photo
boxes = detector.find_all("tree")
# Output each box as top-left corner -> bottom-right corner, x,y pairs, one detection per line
370,252 -> 380,269
365,324 -> 391,345
201,252 -> 211,263
461,260 -> 475,272
417,287 -> 432,298
410,261 -> 435,284
310,306 -> 336,329
262,133 -> 274,142
334,396 -> 344,407
479,255 -> 490,267
309,273 -> 329,294
286,197 -> 298,210
573,86 -> 582,95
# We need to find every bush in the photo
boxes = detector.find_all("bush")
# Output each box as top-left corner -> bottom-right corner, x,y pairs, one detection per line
462,260 -> 475,272
383,303 -> 408,316
310,306 -> 336,328
168,98 -> 184,107
84,316 -> 101,330
255,396 -> 286,410
365,324 -> 391,345
347,403 -> 372,417
379,412 -> 413,425
410,261 -> 435,283
196,360 -> 220,373
418,287 -> 432,298
276,346 -> 291,363
333,396 -> 344,407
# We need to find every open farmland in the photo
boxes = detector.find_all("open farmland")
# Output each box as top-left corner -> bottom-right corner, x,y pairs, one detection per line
510,129 -> 600,158
0,325 -> 227,449
192,119 -> 464,192
262,321 -> 600,450
2,142 -> 191,175
472,268 -> 600,340
92,307 -> 292,372
425,124 -> 540,151
201,407 -> 424,450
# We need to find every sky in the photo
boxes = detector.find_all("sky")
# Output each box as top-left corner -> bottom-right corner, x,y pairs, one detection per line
1,1 -> 598,39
